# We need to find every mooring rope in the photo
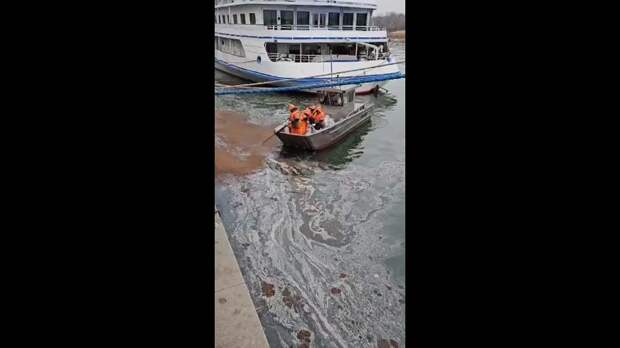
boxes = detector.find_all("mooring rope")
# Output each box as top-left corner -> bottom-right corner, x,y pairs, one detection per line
214,72 -> 405,95
215,59 -> 406,89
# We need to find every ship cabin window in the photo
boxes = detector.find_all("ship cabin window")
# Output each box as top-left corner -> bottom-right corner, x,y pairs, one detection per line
288,44 -> 300,58
328,13 -> 340,29
356,13 -> 368,31
302,44 -> 322,62
312,13 -> 326,28
330,43 -> 356,56
227,15 -> 230,24
267,43 -> 357,63
297,11 -> 309,30
233,14 -> 237,24
330,42 -> 387,61
215,36 -> 246,57
263,10 -> 277,28
240,13 -> 246,24
265,42 -> 277,57
266,43 -> 296,62
249,13 -> 256,24
372,42 -> 390,58
280,10 -> 293,30
342,13 -> 354,30
263,42 -> 388,63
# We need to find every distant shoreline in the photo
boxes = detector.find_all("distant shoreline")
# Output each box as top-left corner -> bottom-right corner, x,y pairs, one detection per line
389,31 -> 405,41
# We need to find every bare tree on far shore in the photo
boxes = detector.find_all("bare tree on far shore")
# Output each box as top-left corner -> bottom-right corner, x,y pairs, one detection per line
372,12 -> 405,32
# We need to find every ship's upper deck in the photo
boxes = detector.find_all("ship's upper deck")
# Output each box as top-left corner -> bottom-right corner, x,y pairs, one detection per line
215,0 -> 377,10
215,0 -> 383,34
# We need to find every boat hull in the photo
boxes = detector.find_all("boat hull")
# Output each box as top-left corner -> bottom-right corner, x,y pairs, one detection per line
215,60 -> 388,94
275,103 -> 374,151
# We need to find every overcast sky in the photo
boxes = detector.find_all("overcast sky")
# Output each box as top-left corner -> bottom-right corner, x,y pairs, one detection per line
374,0 -> 405,16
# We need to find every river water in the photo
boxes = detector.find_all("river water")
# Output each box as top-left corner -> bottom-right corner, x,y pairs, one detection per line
215,42 -> 406,348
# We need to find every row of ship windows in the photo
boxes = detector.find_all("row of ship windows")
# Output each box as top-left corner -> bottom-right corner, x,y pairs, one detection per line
215,10 -> 368,27
215,13 -> 256,25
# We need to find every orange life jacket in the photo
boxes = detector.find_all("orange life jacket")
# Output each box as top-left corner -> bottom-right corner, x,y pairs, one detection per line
302,108 -> 313,121
310,105 -> 325,123
288,108 -> 300,121
288,107 -> 308,135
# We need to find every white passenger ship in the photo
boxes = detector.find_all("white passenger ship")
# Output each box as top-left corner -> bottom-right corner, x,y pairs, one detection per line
214,0 -> 400,94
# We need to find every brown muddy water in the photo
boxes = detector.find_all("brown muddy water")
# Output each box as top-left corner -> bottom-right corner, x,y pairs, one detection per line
215,110 -> 274,176
215,42 -> 406,347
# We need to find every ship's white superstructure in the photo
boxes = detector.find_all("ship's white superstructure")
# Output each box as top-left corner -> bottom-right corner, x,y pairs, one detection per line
214,0 -> 400,94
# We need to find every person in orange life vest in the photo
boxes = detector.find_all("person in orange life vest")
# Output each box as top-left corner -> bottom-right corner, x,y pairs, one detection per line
302,106 -> 317,128
287,103 -> 308,135
302,107 -> 313,124
307,104 -> 326,130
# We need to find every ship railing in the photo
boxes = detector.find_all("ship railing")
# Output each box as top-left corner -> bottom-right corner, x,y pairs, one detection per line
267,53 -> 388,63
215,23 -> 385,31
267,53 -> 324,63
265,24 -> 385,31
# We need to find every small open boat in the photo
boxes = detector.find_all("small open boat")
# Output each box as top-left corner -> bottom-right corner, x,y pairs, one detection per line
274,87 -> 374,151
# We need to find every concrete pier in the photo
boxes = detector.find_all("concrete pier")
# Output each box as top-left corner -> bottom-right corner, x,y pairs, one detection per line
215,208 -> 269,348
